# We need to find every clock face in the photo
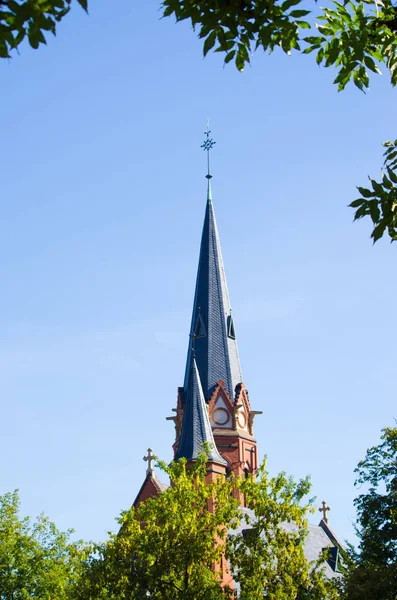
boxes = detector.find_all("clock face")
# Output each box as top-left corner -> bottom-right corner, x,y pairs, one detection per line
213,407 -> 230,426
237,408 -> 247,429
211,397 -> 232,428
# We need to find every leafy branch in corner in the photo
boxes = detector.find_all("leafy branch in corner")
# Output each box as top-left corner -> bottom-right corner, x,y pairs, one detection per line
163,0 -> 397,243
0,0 -> 87,58
350,140 -> 397,242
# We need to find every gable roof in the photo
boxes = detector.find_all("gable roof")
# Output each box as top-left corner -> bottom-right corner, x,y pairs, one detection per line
133,472 -> 168,508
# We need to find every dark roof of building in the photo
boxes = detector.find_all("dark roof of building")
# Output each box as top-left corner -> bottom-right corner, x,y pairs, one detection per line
176,357 -> 227,465
183,182 -> 243,402
319,517 -> 343,549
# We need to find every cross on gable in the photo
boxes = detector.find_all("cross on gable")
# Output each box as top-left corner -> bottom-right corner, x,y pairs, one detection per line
319,500 -> 331,523
143,447 -> 155,477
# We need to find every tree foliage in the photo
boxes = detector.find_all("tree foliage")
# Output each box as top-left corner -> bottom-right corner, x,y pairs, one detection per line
338,426 -> 397,600
228,461 -> 339,599
78,453 -> 339,599
350,140 -> 397,242
0,0 -> 87,58
78,453 -> 238,600
0,489 -> 89,600
162,0 -> 397,243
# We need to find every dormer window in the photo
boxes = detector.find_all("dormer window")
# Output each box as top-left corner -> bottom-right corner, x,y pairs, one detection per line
227,315 -> 236,339
193,313 -> 206,338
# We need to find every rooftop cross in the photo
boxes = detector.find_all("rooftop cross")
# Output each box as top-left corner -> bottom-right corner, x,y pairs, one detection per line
143,447 -> 155,477
319,500 -> 331,523
201,120 -> 216,180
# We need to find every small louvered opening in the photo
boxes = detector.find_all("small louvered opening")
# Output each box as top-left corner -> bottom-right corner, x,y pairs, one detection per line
227,315 -> 236,339
194,314 -> 206,338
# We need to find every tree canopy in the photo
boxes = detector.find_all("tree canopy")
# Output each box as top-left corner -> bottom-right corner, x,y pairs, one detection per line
338,426 -> 397,600
0,489 -> 89,600
78,454 -> 237,600
227,461 -> 339,600
77,452 -> 339,599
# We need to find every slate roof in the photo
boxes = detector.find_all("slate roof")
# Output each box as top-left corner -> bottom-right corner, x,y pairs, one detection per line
176,358 -> 227,465
183,182 -> 243,403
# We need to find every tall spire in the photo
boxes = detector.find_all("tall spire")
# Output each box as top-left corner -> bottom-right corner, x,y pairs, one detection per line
176,358 -> 227,465
183,129 -> 243,402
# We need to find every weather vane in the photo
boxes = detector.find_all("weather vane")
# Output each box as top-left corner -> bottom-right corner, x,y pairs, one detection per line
201,120 -> 216,180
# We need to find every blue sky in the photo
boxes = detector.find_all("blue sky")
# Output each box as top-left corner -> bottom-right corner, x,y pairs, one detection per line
1,0 -> 396,545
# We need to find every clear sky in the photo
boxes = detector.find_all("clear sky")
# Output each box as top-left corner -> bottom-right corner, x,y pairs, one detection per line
1,0 -> 396,546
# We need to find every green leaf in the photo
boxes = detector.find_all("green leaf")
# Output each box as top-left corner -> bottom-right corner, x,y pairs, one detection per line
302,45 -> 320,53
371,219 -> 387,243
382,172 -> 394,190
199,25 -> 210,39
316,47 -> 325,65
296,21 -> 310,29
238,43 -> 250,63
28,29 -> 42,49
289,10 -> 311,17
384,150 -> 397,165
7,1 -> 20,14
387,167 -> 397,184
325,43 -> 341,67
349,199 -> 365,208
354,204 -> 370,220
10,29 -> 26,48
236,50 -> 245,72
364,55 -> 381,74
353,68 -> 367,92
281,0 -> 301,11
368,199 -> 380,224
215,40 -> 234,52
333,2 -> 352,23
224,50 -> 235,64
0,41 -> 10,58
5,13 -> 16,26
77,0 -> 88,11
316,25 -> 333,36
203,31 -> 216,56
357,186 -> 374,198
304,36 -> 325,45
371,179 -> 384,195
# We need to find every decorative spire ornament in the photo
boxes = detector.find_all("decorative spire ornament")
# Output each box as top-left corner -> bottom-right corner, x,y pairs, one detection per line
201,120 -> 216,180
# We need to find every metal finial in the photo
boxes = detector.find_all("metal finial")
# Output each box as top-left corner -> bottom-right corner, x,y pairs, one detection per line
319,500 -> 331,523
201,120 -> 216,180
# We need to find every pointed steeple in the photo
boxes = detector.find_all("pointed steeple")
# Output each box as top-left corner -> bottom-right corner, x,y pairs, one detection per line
183,143 -> 243,402
169,129 -> 261,484
176,359 -> 227,465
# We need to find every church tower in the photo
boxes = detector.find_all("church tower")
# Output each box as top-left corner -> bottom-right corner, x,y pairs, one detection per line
168,128 -> 262,483
132,131 -> 342,587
